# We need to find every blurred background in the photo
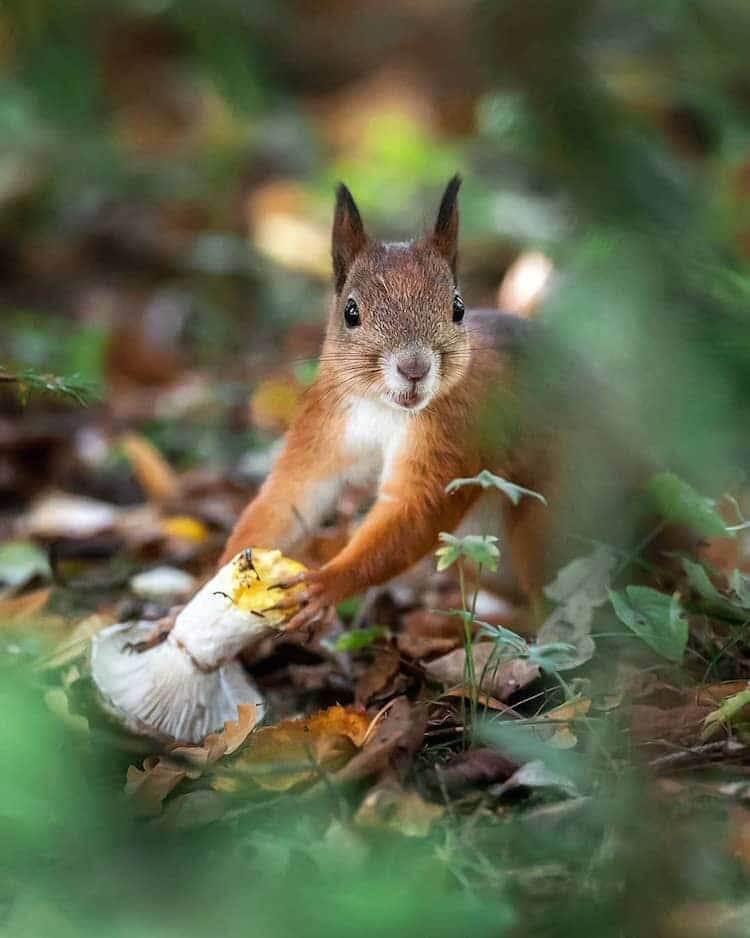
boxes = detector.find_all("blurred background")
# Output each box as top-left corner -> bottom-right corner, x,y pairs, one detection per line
2,1 -> 750,936
2,0 -> 748,494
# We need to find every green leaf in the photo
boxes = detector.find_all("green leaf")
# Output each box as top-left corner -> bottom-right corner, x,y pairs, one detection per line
682,558 -> 746,620
729,569 -> 750,608
435,533 -> 500,572
645,472 -> 729,537
527,642 -> 580,672
330,626 -> 387,653
703,686 -> 750,736
0,541 -> 51,588
335,597 -> 361,619
445,470 -> 547,507
609,586 -> 688,662
477,622 -> 530,656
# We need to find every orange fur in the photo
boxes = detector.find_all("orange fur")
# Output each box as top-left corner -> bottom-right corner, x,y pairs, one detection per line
221,178 -> 552,620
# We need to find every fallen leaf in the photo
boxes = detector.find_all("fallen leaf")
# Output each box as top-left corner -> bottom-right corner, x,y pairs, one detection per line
397,608 -> 462,659
355,648 -> 401,706
129,566 -> 196,601
213,706 -> 370,792
425,643 -> 539,701
120,432 -> 181,502
333,697 -> 424,784
355,784 -> 444,837
155,790 -> 226,830
538,697 -> 592,749
0,587 -> 52,623
441,688 -> 514,711
250,375 -> 303,432
0,540 -> 51,588
490,759 -> 579,799
125,757 -> 187,817
432,748 -> 517,796
170,704 -> 259,768
161,515 -> 210,544
538,546 -> 617,669
629,702 -> 710,748
19,492 -> 119,539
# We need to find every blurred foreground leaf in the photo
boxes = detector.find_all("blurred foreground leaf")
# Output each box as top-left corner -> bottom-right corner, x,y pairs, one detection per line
609,586 -> 687,662
646,472 -> 729,537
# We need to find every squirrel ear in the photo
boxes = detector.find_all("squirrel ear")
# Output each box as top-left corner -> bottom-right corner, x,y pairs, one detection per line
431,174 -> 461,277
332,183 -> 368,293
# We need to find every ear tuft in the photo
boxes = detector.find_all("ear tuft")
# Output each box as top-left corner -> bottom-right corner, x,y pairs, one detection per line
332,183 -> 368,293
432,174 -> 461,277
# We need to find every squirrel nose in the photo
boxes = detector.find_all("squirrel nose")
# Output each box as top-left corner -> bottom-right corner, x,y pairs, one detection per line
396,352 -> 431,383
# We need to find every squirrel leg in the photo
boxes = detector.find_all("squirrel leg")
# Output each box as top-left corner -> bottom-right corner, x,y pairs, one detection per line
280,463 -> 480,631
220,401 -> 347,566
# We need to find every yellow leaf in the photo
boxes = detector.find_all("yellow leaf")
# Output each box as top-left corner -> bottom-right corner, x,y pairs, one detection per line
125,757 -> 187,817
542,697 -> 592,749
120,432 -> 180,503
0,587 -> 51,624
161,515 -> 209,544
169,704 -> 258,768
355,785 -> 444,838
250,376 -> 302,431
213,705 -> 371,792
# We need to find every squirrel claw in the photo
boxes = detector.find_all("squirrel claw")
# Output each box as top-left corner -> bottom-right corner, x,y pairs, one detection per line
282,596 -> 333,635
271,572 -> 307,590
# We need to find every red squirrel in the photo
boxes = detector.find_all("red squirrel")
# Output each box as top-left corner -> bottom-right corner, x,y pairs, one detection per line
220,176 -> 559,630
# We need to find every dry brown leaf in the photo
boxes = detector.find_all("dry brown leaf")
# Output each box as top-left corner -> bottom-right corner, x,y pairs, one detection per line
355,648 -> 401,707
629,703 -> 709,747
425,643 -> 539,701
333,697 -> 424,784
0,587 -> 51,623
125,757 -> 187,817
120,432 -> 180,502
629,682 -> 750,749
355,784 -> 444,838
432,748 -> 517,796
213,705 -> 370,792
441,688 -> 515,712
170,704 -> 258,768
397,608 -> 462,660
541,698 -> 592,749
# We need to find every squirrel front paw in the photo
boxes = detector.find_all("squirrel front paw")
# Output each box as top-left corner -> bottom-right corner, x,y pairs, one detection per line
267,569 -> 339,637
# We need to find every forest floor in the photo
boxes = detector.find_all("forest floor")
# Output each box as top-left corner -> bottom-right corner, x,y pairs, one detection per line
2,352 -> 750,938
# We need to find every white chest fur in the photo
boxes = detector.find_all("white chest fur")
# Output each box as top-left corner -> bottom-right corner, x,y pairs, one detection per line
343,396 -> 410,487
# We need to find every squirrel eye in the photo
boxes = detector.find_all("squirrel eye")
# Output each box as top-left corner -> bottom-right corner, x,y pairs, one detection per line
452,293 -> 465,323
344,297 -> 360,328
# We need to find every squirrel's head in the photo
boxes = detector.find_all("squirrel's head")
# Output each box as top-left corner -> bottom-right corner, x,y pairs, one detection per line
324,176 -> 472,413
